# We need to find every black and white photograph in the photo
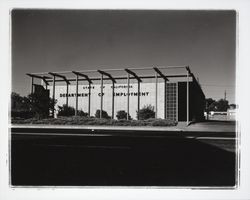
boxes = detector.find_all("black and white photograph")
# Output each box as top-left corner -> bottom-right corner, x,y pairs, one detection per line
10,9 -> 237,187
1,0 -> 250,199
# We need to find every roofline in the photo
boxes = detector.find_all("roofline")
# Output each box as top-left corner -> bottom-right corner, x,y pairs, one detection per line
44,74 -> 192,83
28,66 -> 188,76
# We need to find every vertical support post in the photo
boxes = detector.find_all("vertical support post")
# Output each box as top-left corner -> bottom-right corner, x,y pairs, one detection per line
30,76 -> 34,95
112,82 -> 115,119
75,74 -> 79,116
206,101 -> 209,120
42,79 -> 48,90
187,70 -> 189,126
176,82 -> 178,122
66,83 -> 69,107
127,73 -> 130,120
100,74 -> 103,119
88,82 -> 91,117
164,80 -> 167,119
137,81 -> 140,120
30,76 -> 34,112
52,75 -> 56,118
155,72 -> 158,118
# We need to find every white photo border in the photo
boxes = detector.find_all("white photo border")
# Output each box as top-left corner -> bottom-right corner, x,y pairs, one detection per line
1,0 -> 250,199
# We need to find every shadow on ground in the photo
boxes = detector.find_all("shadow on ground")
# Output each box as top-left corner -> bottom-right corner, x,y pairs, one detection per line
11,131 -> 236,187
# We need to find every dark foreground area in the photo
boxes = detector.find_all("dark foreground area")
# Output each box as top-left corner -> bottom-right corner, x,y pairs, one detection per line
11,128 -> 236,187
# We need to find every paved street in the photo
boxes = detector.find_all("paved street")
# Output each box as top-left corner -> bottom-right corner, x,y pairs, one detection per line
11,123 -> 237,187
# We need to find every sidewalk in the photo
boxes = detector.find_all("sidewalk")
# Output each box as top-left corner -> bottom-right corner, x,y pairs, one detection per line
178,121 -> 236,133
11,120 -> 236,133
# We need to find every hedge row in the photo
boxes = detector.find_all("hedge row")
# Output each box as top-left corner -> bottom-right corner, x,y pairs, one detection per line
11,116 -> 177,127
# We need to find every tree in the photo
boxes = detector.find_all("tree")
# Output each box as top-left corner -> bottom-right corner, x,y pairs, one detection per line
205,98 -> 216,112
11,92 -> 33,119
137,105 -> 155,120
11,92 -> 30,111
215,99 -> 229,112
11,90 -> 56,119
28,92 -> 56,119
205,98 -> 229,112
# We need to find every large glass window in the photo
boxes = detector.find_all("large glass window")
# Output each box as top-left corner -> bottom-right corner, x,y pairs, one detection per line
166,83 -> 177,121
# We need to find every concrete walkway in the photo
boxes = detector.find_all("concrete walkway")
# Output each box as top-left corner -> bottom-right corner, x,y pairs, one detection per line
11,120 -> 236,133
178,121 -> 236,133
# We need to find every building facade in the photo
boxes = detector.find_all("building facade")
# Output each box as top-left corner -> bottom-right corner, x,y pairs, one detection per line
28,66 -> 206,123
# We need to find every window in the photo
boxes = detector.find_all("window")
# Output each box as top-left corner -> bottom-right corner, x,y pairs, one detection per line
166,83 -> 177,121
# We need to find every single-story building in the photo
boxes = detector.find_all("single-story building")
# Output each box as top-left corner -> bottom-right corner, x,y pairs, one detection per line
27,66 -> 205,124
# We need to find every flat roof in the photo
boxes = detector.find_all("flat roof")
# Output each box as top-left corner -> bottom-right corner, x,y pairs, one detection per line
27,66 -> 205,97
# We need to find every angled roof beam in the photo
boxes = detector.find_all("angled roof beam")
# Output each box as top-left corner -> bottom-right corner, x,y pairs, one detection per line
41,76 -> 50,85
124,68 -> 142,82
97,70 -> 116,83
153,67 -> 169,81
185,66 -> 191,75
72,71 -> 92,84
48,72 -> 70,84
26,73 -> 50,85
26,73 -> 50,79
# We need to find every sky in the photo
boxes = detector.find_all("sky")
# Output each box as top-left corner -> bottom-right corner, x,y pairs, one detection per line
11,9 -> 236,104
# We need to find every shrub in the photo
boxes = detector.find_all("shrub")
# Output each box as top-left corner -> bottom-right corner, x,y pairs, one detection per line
150,119 -> 177,126
11,116 -> 177,127
77,110 -> 88,117
116,110 -> 132,120
57,105 -> 88,117
11,110 -> 34,119
137,104 -> 155,120
95,109 -> 111,119
58,105 -> 75,116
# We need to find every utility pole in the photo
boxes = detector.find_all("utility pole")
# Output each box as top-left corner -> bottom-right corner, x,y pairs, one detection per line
224,90 -> 227,100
